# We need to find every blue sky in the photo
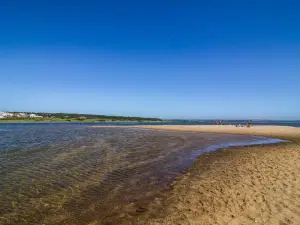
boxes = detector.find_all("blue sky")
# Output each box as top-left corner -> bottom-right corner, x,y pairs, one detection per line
1,1 -> 300,119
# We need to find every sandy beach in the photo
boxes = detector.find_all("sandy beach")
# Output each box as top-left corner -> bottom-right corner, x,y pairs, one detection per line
91,125 -> 300,225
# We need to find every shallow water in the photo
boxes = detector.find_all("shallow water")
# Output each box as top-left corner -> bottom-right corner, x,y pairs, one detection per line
0,124 -> 283,224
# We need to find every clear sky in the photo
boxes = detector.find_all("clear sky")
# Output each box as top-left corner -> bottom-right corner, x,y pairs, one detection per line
1,0 -> 300,119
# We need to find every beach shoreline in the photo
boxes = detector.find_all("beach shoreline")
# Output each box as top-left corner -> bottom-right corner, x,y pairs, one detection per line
90,125 -> 300,141
91,125 -> 300,224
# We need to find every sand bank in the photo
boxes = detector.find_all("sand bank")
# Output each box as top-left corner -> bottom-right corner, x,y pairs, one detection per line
90,125 -> 300,139
92,125 -> 300,224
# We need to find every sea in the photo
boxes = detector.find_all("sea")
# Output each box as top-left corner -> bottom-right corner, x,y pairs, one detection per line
0,121 -> 298,224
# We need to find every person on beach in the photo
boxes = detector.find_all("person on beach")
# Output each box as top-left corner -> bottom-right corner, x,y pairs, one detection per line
247,121 -> 251,128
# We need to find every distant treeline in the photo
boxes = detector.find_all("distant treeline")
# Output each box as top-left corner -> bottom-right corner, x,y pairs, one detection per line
11,112 -> 162,121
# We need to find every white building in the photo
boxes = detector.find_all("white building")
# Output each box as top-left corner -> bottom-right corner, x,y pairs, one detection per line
17,113 -> 28,117
0,112 -> 13,117
29,114 -> 43,118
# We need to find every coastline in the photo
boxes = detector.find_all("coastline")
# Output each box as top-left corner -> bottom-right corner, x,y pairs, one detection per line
0,120 -> 164,123
90,125 -> 300,141
91,125 -> 300,224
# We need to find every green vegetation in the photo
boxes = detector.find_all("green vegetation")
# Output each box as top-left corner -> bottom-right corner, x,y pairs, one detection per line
0,112 -> 163,123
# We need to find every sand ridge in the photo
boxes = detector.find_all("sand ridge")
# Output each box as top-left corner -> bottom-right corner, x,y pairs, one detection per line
90,125 -> 300,140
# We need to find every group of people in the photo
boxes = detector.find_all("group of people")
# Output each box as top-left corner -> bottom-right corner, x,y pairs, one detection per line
215,120 -> 223,125
215,120 -> 252,127
236,121 -> 252,128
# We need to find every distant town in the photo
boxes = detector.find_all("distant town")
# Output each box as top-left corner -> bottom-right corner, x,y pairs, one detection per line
0,111 -> 163,122
0,112 -> 43,119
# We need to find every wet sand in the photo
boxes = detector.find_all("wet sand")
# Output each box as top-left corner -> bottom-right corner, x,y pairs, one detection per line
91,125 -> 300,225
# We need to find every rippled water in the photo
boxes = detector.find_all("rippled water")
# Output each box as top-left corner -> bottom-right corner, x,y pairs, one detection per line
0,124 -> 283,225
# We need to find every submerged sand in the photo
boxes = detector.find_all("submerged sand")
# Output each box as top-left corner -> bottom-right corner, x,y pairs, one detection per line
92,125 -> 300,225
